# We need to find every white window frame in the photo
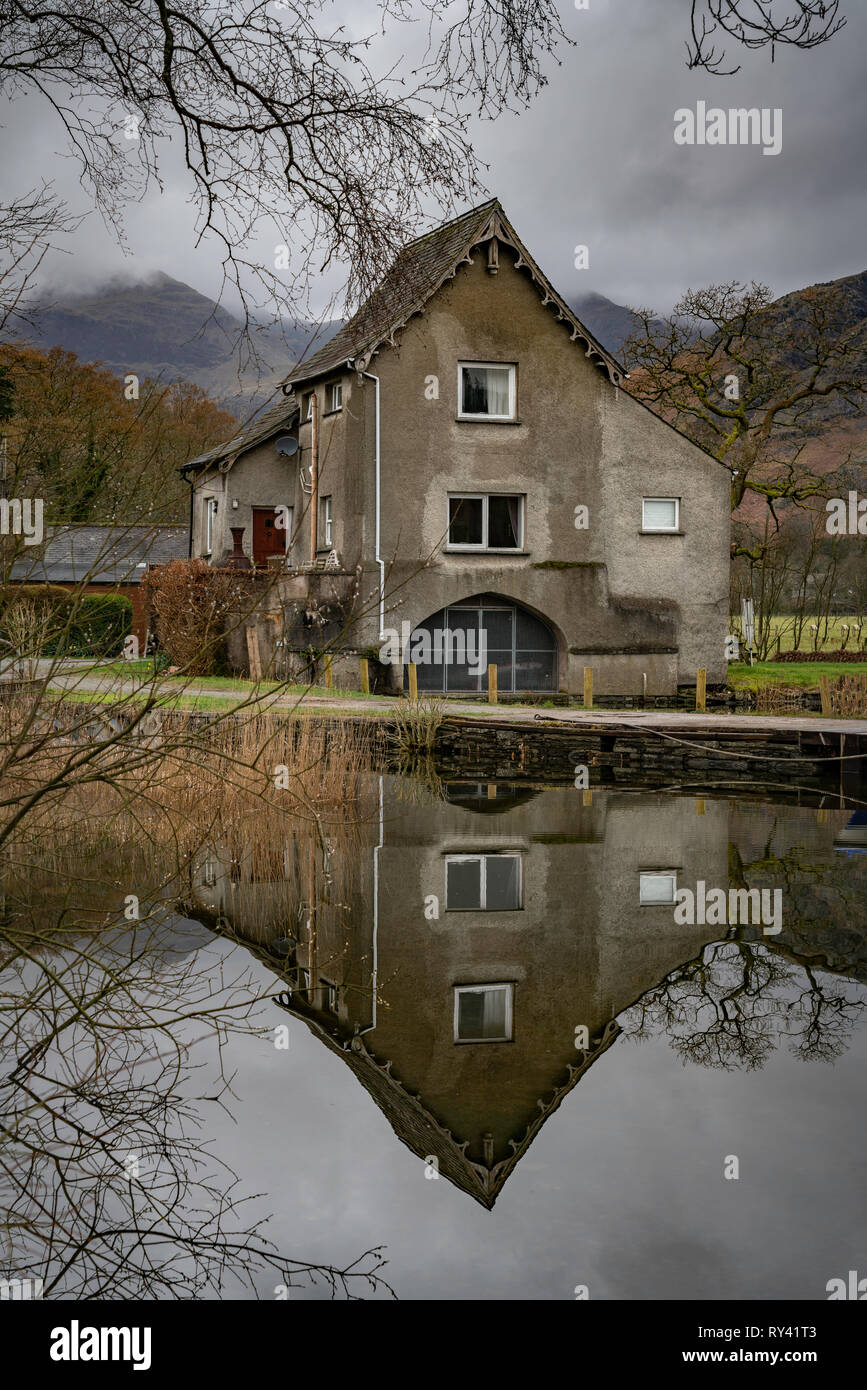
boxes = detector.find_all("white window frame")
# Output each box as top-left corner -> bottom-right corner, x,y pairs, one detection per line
305,393 -> 314,421
320,495 -> 333,549
457,361 -> 516,421
641,497 -> 680,533
444,853 -> 523,911
453,983 -> 514,1043
447,493 -> 524,552
639,870 -> 678,905
203,496 -> 218,555
327,381 -> 342,412
282,504 -> 295,552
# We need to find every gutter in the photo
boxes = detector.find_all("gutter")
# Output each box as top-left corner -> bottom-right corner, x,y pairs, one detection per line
356,773 -> 382,1039
346,361 -> 384,640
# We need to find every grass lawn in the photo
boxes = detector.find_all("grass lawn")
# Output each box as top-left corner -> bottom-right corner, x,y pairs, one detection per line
728,660 -> 867,690
731,615 -> 866,654
45,686 -> 391,716
87,666 -> 380,700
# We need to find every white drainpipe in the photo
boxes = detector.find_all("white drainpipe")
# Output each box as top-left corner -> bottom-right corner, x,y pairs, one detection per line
348,361 -> 384,639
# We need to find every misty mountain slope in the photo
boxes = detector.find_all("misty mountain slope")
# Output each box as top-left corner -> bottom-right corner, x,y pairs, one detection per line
4,273 -> 342,417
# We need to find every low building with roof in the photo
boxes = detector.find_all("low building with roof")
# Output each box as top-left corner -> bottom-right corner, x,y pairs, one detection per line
9,523 -> 189,646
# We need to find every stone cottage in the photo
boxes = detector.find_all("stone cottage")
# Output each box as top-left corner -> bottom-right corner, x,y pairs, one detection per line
184,199 -> 730,695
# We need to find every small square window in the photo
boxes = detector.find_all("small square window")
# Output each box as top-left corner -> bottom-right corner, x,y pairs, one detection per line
642,498 -> 679,532
639,871 -> 677,905
458,363 -> 515,419
327,382 -> 342,412
454,984 -> 513,1042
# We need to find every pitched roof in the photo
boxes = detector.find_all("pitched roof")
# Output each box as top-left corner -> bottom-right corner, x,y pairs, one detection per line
9,524 -> 189,585
181,392 -> 299,476
284,198 -> 626,388
281,997 -> 621,1208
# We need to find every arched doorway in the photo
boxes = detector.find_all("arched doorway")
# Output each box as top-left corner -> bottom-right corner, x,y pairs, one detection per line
411,594 -> 557,694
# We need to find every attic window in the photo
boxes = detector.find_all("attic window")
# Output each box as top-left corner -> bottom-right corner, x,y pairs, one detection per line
454,984 -> 513,1043
327,382 -> 342,412
458,363 -> 515,420
305,393 -> 314,421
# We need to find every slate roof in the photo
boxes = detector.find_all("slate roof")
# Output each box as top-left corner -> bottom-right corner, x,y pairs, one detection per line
10,524 -> 189,585
283,197 -> 625,389
181,392 -> 299,476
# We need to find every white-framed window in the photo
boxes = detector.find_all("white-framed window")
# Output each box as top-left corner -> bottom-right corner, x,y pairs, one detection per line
282,505 -> 295,551
320,495 -> 333,548
327,381 -> 342,412
458,362 -> 516,420
447,493 -> 523,550
305,393 -> 314,421
642,497 -> 680,532
203,496 -> 218,554
454,984 -> 513,1043
445,853 -> 522,911
639,870 -> 678,905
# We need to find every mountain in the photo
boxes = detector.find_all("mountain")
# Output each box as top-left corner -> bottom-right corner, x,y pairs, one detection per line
4,273 -> 341,418
570,291 -> 653,361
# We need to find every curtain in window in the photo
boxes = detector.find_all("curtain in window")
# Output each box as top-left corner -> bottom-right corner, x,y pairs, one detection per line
463,366 -> 510,415
458,987 -> 508,1039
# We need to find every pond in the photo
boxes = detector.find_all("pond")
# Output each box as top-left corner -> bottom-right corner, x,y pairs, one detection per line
178,777 -> 867,1300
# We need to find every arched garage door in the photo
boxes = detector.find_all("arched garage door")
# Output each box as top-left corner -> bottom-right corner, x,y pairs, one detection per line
411,595 -> 557,694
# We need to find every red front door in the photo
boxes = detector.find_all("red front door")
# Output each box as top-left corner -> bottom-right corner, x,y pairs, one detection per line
252,507 -> 285,564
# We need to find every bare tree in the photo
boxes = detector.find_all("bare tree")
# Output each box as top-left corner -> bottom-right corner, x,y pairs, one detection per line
0,0 -> 567,348
623,279 -> 864,558
686,1 -> 846,75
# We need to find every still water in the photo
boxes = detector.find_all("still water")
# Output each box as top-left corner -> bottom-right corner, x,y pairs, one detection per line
181,779 -> 867,1300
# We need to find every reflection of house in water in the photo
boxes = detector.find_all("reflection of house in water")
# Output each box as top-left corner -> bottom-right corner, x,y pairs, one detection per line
189,781 -> 864,1207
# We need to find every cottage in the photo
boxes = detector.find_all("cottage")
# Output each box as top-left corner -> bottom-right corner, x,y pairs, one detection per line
184,199 -> 730,696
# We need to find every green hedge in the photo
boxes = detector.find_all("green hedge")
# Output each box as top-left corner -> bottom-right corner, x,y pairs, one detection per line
65,594 -> 133,657
1,586 -> 133,658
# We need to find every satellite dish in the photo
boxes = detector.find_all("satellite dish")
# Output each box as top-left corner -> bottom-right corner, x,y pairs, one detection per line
275,435 -> 299,457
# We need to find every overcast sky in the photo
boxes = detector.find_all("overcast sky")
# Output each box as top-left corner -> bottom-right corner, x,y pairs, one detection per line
1,0 -> 864,320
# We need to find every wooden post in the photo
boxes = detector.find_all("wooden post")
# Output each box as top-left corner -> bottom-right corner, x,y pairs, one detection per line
488,662 -> 498,705
487,783 -> 497,800
408,662 -> 418,701
696,667 -> 706,712
360,657 -> 370,695
245,625 -> 262,682
583,666 -> 593,710
696,798 -> 705,816
819,674 -> 832,716
324,654 -> 333,689
582,789 -> 592,807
